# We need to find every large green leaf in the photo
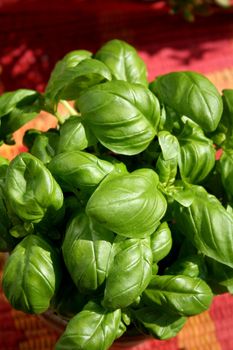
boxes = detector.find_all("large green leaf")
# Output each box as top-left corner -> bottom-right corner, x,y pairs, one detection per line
62,212 -> 115,292
134,305 -> 187,340
5,153 -> 63,223
177,119 -> 216,183
48,150 -> 116,194
173,185 -> 233,268
150,71 -> 223,132
55,301 -> 121,350
86,169 -> 167,238
102,237 -> 152,309
95,39 -> 148,86
2,235 -> 62,314
142,274 -> 213,316
77,81 -> 160,155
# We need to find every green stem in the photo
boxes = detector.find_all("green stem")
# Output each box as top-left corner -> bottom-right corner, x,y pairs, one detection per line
60,100 -> 80,116
55,111 -> 65,124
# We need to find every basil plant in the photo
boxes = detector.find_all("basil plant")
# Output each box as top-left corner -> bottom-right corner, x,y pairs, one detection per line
0,39 -> 232,350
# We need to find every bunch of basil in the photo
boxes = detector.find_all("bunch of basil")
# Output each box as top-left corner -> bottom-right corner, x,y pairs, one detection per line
0,39 -> 232,350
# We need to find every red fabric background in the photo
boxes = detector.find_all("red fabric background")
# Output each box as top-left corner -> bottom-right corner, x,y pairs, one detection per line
0,0 -> 233,93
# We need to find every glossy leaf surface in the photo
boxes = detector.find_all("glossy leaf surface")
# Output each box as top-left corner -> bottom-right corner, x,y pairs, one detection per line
2,235 -> 61,314
95,39 -> 148,86
62,212 -> 114,292
134,305 -> 187,340
5,153 -> 63,223
55,301 -> 121,350
174,185 -> 233,268
143,274 -> 213,316
48,150 -> 115,193
177,120 -> 215,183
46,58 -> 111,107
150,222 -> 172,263
77,81 -> 160,155
150,71 -> 223,132
103,237 -> 152,309
86,169 -> 167,238
57,116 -> 95,153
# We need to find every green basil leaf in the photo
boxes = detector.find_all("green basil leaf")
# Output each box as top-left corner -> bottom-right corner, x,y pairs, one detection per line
55,301 -> 121,350
86,169 -> 167,238
48,150 -> 115,194
45,58 -> 112,108
2,235 -> 62,314
150,222 -> 172,263
150,71 -> 223,132
0,89 -> 39,117
77,81 -> 160,155
0,187 -> 18,252
30,131 -> 59,164
0,89 -> 41,143
45,50 -> 92,110
142,275 -> 213,316
60,50 -> 92,67
218,149 -> 233,203
170,182 -> 195,207
165,255 -> 207,279
57,116 -> 96,153
177,119 -> 216,183
134,305 -> 187,340
5,153 -> 63,223
23,129 -> 42,149
102,237 -> 152,309
156,131 -> 179,187
219,89 -> 233,144
95,39 -> 148,86
205,257 -> 233,294
174,185 -> 233,268
62,212 -> 114,292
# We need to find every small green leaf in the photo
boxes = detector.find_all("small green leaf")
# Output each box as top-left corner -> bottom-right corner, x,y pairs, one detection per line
95,39 -> 148,86
134,305 -> 187,340
45,58 -> 112,109
150,222 -> 172,263
57,116 -> 96,153
102,237 -> 152,309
